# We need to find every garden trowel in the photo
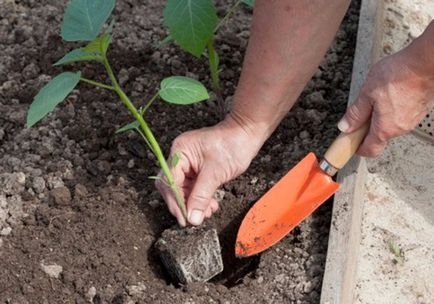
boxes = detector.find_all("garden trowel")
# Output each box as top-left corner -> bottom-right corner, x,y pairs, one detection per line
235,123 -> 369,257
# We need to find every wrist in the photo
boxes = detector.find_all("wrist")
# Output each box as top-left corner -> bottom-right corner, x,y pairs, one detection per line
402,22 -> 434,84
215,112 -> 269,156
223,111 -> 271,146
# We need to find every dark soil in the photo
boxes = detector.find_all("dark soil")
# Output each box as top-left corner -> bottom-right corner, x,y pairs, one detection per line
0,0 -> 360,303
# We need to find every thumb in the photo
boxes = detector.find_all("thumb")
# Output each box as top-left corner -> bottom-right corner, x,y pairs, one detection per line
338,96 -> 373,133
187,167 -> 220,226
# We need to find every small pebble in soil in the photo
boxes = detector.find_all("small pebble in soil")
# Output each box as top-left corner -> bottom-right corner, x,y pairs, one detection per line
0,208 -> 7,225
86,286 -> 97,303
148,199 -> 161,209
127,159 -> 135,168
126,283 -> 147,297
32,176 -> 46,194
74,183 -> 88,198
0,195 -> 7,208
0,172 -> 26,195
155,226 -> 223,284
299,130 -> 310,139
40,262 -> 63,279
213,189 -> 225,203
49,186 -> 72,206
0,227 -> 12,236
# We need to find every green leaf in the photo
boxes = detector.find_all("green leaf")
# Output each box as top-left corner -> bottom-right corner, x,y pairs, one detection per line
27,72 -> 81,127
61,0 -> 116,41
171,152 -> 181,167
54,49 -> 101,66
163,0 -> 218,57
115,120 -> 140,134
159,76 -> 209,105
148,176 -> 161,180
241,0 -> 255,7
83,33 -> 112,55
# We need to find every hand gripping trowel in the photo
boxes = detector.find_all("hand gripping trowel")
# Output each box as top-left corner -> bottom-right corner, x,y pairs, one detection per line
235,123 -> 369,257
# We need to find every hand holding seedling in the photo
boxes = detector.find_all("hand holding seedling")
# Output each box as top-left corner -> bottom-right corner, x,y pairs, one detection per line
338,21 -> 434,156
27,0 -> 210,224
159,0 -> 434,226
155,115 -> 264,226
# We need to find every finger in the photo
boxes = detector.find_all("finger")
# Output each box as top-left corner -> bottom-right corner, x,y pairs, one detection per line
187,168 -> 221,226
209,199 -> 219,213
338,96 -> 373,133
204,199 -> 220,219
204,206 -> 212,218
156,180 -> 187,227
356,132 -> 387,157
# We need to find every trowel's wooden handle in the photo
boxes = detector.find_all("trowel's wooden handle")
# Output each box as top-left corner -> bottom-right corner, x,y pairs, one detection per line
324,122 -> 369,170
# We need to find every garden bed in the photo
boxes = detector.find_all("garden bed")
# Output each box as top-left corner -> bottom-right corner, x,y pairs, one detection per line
0,0 -> 359,303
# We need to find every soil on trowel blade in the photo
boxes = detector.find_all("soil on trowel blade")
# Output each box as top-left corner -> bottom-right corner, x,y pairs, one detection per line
0,0 -> 360,303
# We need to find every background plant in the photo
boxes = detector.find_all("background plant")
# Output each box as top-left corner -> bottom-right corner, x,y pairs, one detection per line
163,0 -> 255,116
26,0 -> 210,221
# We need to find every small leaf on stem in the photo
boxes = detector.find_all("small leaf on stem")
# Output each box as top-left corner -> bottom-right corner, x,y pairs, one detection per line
241,0 -> 255,7
115,120 -> 140,134
171,152 -> 181,168
54,49 -> 101,66
83,33 -> 112,55
61,0 -> 116,41
27,72 -> 81,128
159,76 -> 209,105
157,34 -> 173,48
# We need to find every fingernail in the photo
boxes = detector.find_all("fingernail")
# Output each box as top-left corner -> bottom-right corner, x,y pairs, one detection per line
188,209 -> 204,226
337,118 -> 350,132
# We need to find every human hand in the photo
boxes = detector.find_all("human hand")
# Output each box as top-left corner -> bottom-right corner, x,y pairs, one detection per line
155,115 -> 266,226
337,48 -> 434,157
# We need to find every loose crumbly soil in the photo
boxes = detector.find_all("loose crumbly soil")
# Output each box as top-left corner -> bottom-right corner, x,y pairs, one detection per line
0,0 -> 359,303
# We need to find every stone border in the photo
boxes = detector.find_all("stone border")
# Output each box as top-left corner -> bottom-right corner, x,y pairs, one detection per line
320,0 -> 383,303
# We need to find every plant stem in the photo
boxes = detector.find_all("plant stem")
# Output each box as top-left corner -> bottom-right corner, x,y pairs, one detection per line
80,77 -> 115,91
141,92 -> 160,115
102,56 -> 188,221
214,0 -> 242,33
207,40 -> 221,93
207,40 -> 226,117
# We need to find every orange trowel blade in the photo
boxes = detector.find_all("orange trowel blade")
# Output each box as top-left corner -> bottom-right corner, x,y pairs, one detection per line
235,152 -> 339,257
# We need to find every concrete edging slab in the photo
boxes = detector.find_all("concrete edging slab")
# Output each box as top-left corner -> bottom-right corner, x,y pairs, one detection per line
320,0 -> 384,303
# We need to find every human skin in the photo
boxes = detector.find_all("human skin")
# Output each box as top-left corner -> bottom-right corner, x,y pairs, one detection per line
156,1 -> 434,226
338,21 -> 434,156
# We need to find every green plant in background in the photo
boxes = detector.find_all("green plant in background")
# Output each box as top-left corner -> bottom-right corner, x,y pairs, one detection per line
387,239 -> 404,265
26,0 -> 210,221
163,0 -> 255,115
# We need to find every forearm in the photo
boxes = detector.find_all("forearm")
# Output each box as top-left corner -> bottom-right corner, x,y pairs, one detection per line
229,0 -> 351,142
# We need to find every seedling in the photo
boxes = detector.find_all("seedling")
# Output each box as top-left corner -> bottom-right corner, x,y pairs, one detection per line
26,0 -> 210,221
387,239 -> 404,265
163,0 -> 255,115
